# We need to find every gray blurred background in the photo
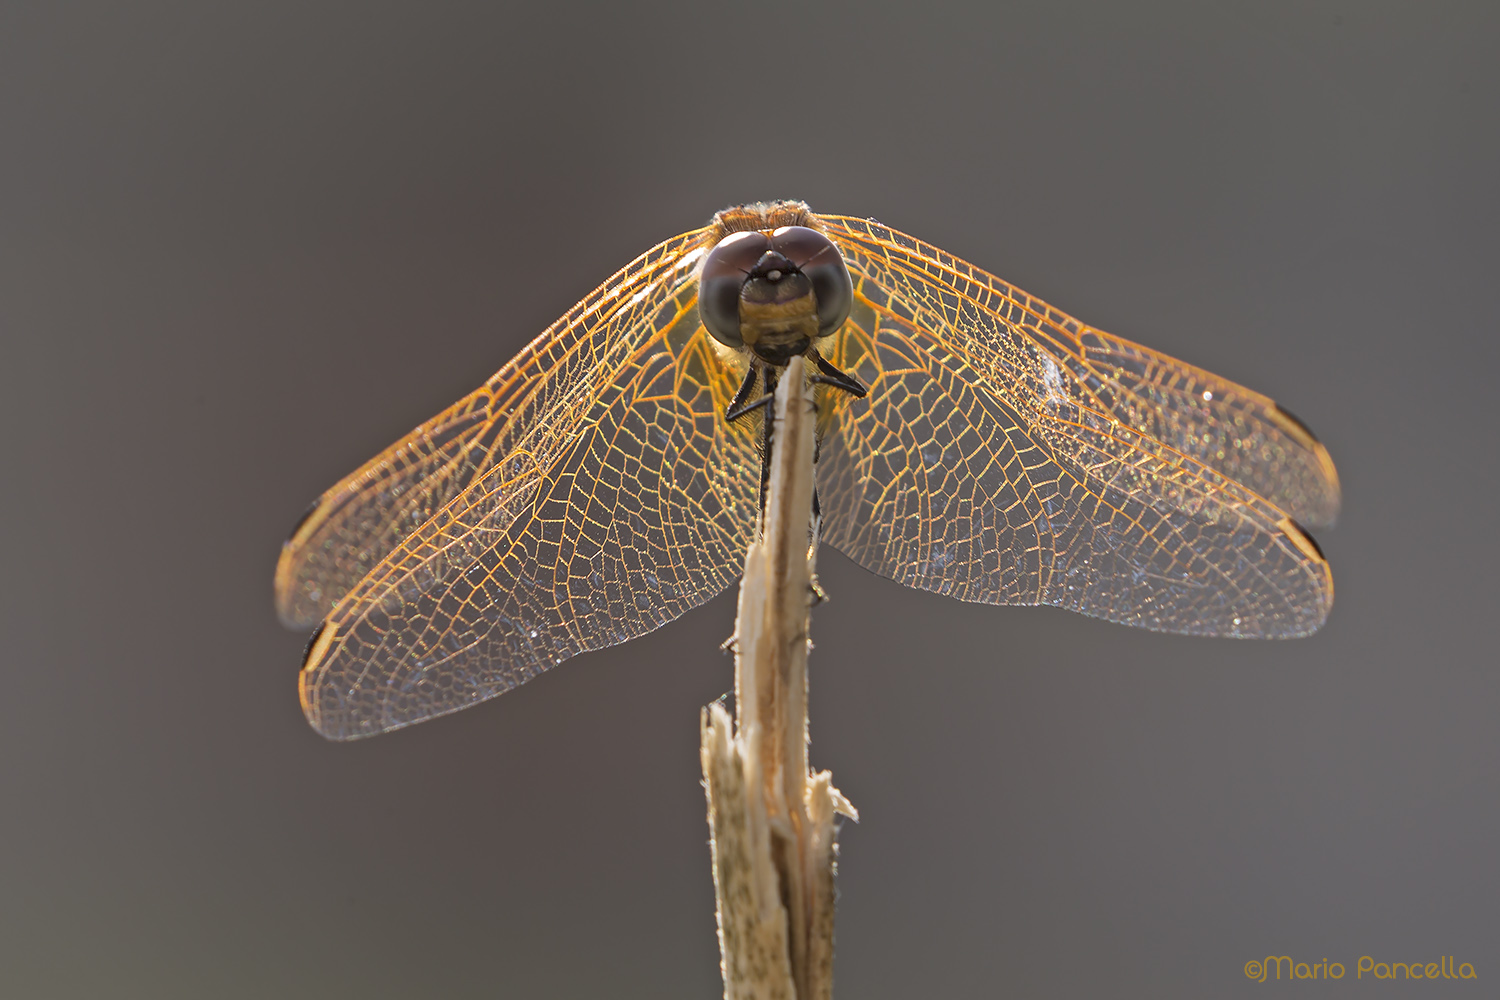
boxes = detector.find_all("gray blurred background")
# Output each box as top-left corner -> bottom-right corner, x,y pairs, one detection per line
3,2 -> 1496,997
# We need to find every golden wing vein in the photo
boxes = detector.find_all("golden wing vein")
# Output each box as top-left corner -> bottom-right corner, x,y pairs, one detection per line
287,230 -> 761,739
279,206 -> 1341,741
816,215 -> 1335,637
274,233 -> 712,629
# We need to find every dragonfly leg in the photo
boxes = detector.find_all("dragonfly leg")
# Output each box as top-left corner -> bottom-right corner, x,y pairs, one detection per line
808,349 -> 868,398
755,366 -> 781,519
804,350 -> 846,549
809,478 -> 827,605
726,363 -> 774,422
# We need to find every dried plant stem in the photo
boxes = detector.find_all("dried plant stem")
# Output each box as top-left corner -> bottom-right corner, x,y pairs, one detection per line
701,356 -> 856,1000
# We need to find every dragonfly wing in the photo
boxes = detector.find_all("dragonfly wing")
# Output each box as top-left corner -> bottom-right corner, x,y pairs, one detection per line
815,216 -> 1336,638
276,230 -> 710,629
295,240 -> 762,739
1068,329 -> 1339,530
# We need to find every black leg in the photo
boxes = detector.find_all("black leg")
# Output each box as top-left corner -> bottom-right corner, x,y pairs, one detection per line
728,392 -> 775,422
804,349 -> 859,535
728,353 -> 864,530
809,486 -> 827,606
757,366 -> 780,519
808,349 -> 868,398
726,363 -> 767,422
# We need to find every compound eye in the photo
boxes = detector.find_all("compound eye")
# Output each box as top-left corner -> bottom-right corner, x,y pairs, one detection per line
771,226 -> 852,337
698,231 -> 770,348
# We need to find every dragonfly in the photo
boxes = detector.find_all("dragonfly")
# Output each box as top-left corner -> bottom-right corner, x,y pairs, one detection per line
276,200 -> 1339,741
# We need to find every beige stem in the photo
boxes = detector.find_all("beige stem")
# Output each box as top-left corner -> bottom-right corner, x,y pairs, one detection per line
702,356 -> 856,1000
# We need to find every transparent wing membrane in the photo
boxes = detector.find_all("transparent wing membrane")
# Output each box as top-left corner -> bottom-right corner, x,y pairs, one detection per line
275,231 -> 718,630
815,216 -> 1335,637
281,232 -> 761,739
277,206 -> 1339,739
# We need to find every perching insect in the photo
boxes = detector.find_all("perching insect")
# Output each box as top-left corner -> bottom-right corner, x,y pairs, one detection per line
277,201 -> 1338,740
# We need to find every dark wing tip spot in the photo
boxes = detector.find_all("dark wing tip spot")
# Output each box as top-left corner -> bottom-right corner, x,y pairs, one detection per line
1288,518 -> 1326,561
286,496 -> 323,543
300,621 -> 328,671
1273,403 -> 1321,445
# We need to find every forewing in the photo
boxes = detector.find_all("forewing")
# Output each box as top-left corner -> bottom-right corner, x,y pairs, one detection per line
276,230 -> 708,629
296,236 -> 762,739
816,216 -> 1336,638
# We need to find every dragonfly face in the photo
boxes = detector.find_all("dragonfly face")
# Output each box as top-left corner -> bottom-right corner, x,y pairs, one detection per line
698,225 -> 853,366
277,200 -> 1340,740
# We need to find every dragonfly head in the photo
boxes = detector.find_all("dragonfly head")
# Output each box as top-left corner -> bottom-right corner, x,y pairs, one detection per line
699,225 -> 852,366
